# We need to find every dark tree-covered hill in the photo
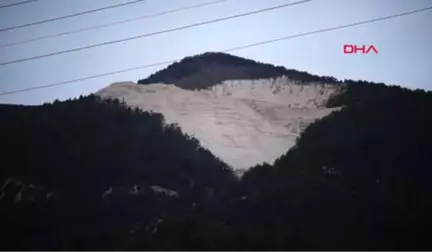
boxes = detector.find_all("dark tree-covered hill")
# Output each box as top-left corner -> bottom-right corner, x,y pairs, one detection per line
0,95 -> 237,250
235,82 -> 432,250
137,52 -> 338,89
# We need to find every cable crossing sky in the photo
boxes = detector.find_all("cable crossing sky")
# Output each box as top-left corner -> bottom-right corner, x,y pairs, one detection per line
0,0 -> 314,67
1,5 -> 430,97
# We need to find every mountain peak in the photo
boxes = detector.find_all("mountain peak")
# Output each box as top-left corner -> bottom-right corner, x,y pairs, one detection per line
137,52 -> 339,90
178,52 -> 263,67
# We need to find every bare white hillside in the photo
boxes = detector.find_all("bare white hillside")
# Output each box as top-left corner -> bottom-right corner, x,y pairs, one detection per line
96,76 -> 343,171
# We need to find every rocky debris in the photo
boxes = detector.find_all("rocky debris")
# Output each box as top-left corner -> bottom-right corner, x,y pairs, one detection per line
151,185 -> 179,197
101,184 -> 179,198
0,177 -> 58,203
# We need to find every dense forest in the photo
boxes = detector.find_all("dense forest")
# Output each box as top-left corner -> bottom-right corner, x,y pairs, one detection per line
236,82 -> 432,250
0,95 -> 237,250
1,53 -> 431,250
137,52 -> 339,89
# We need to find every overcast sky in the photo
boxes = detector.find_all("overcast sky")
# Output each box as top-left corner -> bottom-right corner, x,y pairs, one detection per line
0,0 -> 431,105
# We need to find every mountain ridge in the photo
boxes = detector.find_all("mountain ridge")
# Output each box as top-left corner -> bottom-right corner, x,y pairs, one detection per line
138,52 -> 341,90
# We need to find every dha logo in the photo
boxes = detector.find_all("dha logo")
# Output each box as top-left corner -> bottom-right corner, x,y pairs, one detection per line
344,45 -> 379,54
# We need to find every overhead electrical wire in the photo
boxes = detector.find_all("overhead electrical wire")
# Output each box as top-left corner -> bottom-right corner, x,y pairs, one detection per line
0,0 -> 314,66
0,0 -> 228,48
0,0 -> 39,9
0,0 -> 146,33
0,5 -> 431,97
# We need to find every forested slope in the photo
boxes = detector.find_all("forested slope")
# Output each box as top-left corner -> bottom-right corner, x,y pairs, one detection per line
0,95 -> 236,250
235,82 -> 432,250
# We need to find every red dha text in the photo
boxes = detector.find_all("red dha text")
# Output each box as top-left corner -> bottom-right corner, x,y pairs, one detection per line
344,45 -> 379,54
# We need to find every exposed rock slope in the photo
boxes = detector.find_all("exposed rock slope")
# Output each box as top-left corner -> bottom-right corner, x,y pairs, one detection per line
97,76 -> 343,171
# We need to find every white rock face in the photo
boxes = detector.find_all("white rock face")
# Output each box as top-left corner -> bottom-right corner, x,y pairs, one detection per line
96,76 -> 343,171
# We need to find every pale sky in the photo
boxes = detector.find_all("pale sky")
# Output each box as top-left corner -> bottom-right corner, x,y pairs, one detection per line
0,0 -> 431,105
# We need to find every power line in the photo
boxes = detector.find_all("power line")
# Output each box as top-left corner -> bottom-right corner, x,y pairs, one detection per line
0,0 -> 313,66
0,0 -> 228,48
0,0 -> 145,33
0,0 -> 38,9
0,5 -> 431,97
225,6 -> 432,52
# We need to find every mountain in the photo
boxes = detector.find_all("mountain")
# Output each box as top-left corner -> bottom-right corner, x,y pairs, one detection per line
1,52 -> 432,250
118,53 -> 348,173
137,52 -> 338,89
